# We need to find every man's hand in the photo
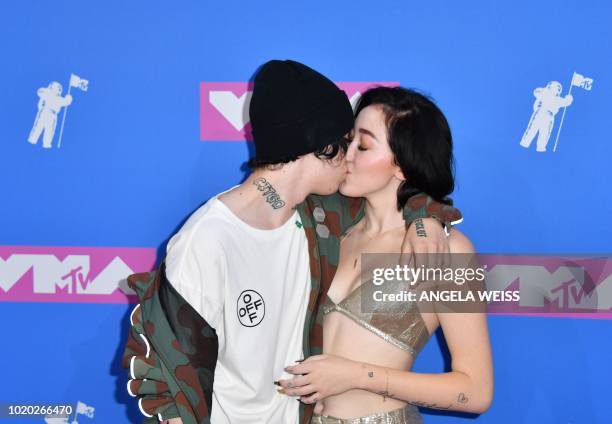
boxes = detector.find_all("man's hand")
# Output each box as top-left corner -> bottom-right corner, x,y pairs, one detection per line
405,217 -> 450,270
278,354 -> 360,403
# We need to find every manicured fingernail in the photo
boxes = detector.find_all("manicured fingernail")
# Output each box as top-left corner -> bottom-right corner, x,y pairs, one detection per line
273,380 -> 280,386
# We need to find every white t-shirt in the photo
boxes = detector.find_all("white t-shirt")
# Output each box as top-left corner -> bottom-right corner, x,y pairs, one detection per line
165,188 -> 311,424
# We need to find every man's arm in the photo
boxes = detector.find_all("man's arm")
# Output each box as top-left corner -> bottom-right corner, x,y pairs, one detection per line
400,193 -> 463,267
317,191 -> 462,235
122,272 -> 182,423
122,224 -> 226,423
313,191 -> 462,269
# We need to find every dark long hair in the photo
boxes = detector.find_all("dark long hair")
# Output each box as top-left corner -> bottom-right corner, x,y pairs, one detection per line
354,86 -> 455,209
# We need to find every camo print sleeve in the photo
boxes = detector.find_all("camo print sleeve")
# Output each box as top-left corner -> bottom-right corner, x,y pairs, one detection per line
402,192 -> 463,230
307,192 -> 364,236
316,191 -> 463,235
123,267 -> 216,424
123,301 -> 181,422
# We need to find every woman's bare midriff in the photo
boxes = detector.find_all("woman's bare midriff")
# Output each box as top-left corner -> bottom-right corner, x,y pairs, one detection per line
320,309 -> 439,418
320,222 -> 441,418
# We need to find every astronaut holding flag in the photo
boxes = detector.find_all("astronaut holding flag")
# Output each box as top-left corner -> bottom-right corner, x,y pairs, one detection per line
27,73 -> 88,149
27,81 -> 72,149
519,71 -> 593,153
519,80 -> 573,152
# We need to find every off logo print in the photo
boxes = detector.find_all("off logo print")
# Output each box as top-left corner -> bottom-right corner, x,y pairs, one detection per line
237,289 -> 265,327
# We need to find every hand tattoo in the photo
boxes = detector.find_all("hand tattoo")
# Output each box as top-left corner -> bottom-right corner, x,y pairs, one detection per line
414,218 -> 427,237
457,392 -> 469,403
253,177 -> 286,209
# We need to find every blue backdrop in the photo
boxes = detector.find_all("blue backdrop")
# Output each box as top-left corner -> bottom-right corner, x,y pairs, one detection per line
1,1 -> 611,423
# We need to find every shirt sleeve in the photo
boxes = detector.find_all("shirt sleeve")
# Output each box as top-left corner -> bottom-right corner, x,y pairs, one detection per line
164,225 -> 226,330
312,191 -> 463,235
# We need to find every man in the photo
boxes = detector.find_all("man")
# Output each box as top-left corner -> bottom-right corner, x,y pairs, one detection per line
122,60 -> 462,424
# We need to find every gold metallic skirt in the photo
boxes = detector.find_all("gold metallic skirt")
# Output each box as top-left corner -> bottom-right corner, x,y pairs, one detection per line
311,405 -> 423,424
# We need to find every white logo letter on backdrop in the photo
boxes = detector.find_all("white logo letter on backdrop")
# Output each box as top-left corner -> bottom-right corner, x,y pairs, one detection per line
209,91 -> 253,131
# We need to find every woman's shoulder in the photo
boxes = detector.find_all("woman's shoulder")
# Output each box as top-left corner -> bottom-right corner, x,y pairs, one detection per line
448,227 -> 476,254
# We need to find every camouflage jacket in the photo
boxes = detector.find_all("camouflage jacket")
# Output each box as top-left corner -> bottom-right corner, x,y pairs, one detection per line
122,192 -> 462,424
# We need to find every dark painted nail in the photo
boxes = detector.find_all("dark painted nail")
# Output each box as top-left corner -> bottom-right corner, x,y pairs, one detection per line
273,380 -> 280,386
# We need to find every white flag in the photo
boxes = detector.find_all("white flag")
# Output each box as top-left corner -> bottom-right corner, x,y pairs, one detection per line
75,401 -> 95,418
571,72 -> 593,91
70,74 -> 89,92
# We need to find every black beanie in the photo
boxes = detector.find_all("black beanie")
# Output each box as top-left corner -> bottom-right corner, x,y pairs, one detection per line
249,60 -> 354,162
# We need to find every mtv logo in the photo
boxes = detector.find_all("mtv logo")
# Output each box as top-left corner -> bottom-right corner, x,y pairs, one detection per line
199,81 -> 399,141
0,246 -> 156,304
482,255 -> 612,314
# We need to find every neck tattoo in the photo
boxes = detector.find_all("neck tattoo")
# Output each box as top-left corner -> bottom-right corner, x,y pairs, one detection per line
253,177 -> 286,209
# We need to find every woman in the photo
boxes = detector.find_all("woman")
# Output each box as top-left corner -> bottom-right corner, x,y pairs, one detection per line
278,86 -> 493,423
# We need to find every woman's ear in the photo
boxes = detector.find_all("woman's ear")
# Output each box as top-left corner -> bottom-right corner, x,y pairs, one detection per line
393,165 -> 406,182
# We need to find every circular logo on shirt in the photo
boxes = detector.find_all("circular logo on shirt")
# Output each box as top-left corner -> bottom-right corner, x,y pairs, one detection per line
237,289 -> 266,327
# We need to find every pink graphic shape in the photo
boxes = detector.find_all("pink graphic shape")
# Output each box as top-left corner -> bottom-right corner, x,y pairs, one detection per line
0,245 -> 156,304
479,254 -> 612,320
199,81 -> 399,141
3,247 -> 611,321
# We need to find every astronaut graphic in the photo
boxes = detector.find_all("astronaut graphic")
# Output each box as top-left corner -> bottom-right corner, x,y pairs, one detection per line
28,82 -> 73,148
27,74 -> 88,149
520,81 -> 573,152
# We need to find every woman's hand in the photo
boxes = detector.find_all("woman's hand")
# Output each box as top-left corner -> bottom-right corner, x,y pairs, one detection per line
161,418 -> 183,424
278,354 -> 361,403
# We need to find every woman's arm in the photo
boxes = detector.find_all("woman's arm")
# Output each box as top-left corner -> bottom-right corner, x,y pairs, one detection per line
283,313 -> 492,414
360,230 -> 493,413
281,229 -> 493,414
356,308 -> 493,413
